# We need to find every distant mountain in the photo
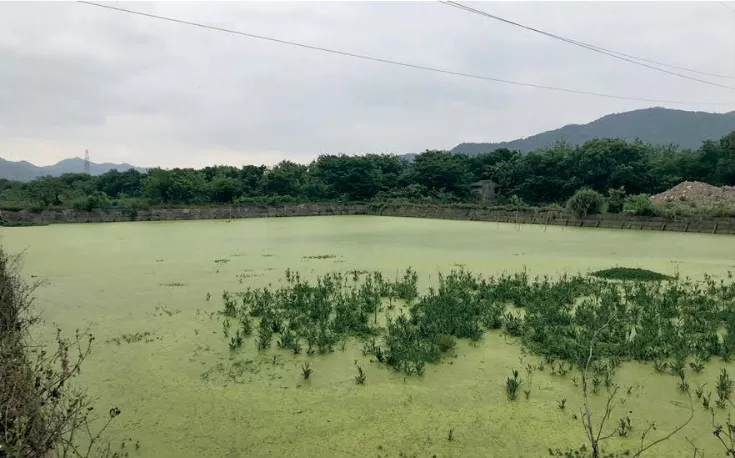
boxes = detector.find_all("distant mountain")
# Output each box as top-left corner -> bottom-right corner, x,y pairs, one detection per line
451,107 -> 735,156
0,157 -> 146,181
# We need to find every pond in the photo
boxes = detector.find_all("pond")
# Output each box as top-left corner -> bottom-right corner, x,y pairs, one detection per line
2,216 -> 734,457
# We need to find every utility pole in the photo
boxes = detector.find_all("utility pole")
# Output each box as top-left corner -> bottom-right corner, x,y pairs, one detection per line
84,149 -> 90,175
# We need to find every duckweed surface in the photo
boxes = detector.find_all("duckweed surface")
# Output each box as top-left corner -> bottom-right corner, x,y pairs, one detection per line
2,216 -> 735,457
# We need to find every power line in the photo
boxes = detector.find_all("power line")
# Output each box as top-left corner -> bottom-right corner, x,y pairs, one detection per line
441,1 -> 735,87
77,1 -> 732,106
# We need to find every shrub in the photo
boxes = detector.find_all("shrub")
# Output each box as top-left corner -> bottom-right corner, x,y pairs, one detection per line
623,194 -> 657,216
606,187 -> 626,213
0,248 -> 121,456
566,188 -> 604,218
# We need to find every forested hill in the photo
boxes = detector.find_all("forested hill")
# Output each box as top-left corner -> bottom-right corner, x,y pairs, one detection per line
452,108 -> 735,156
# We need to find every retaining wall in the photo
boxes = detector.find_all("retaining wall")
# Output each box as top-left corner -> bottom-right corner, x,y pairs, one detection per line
2,204 -> 735,235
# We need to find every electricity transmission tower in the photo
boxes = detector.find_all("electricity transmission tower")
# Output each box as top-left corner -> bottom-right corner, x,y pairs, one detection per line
84,149 -> 90,175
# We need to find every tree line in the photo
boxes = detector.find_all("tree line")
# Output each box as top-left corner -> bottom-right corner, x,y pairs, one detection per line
1,130 -> 733,213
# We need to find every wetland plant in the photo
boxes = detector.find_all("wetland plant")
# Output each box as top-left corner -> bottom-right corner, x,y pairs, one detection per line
653,359 -> 668,373
228,330 -> 243,351
716,368 -> 733,408
355,366 -> 366,385
505,369 -> 523,401
557,398 -> 566,410
689,358 -> 705,373
677,373 -> 690,392
523,389 -> 531,400
617,416 -> 632,437
301,362 -> 313,380
703,391 -> 712,409
695,384 -> 707,399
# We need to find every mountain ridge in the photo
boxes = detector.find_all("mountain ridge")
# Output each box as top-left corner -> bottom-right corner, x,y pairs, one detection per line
0,156 -> 146,181
450,107 -> 735,156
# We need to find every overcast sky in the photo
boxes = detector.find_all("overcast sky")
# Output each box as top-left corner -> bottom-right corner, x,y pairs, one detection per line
1,1 -> 733,168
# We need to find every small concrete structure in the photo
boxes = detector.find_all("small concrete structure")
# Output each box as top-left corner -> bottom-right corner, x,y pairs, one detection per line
471,179 -> 498,202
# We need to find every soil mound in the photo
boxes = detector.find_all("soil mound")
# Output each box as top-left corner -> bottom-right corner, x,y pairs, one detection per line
651,181 -> 735,210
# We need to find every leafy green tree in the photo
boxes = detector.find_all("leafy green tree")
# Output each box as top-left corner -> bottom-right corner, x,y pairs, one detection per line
409,151 -> 473,198
566,188 -> 604,218
96,169 -> 143,199
261,161 -> 307,197
208,177 -> 241,203
23,176 -> 64,207
142,168 -> 206,204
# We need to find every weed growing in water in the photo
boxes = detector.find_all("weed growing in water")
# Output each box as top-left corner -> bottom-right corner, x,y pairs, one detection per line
703,392 -> 712,409
677,374 -> 690,392
228,330 -> 243,351
653,359 -> 668,373
617,416 -> 632,437
505,369 -> 523,401
716,368 -> 733,408
689,358 -> 705,373
447,429 -> 454,442
355,366 -> 366,384
558,398 -> 566,409
301,362 -> 312,380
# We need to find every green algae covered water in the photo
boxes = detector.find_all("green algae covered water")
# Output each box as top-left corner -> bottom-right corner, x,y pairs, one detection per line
2,216 -> 735,458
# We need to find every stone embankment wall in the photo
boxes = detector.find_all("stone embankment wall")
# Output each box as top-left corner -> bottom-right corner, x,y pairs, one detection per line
1,203 -> 368,224
3,203 -> 735,235
374,206 -> 735,234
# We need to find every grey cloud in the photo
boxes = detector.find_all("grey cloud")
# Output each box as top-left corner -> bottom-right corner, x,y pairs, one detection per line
0,1 -> 733,167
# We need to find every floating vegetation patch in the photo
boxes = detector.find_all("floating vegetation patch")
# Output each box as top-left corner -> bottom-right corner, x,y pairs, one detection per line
237,272 -> 263,282
214,258 -> 230,265
200,359 -> 260,384
106,331 -> 158,345
218,266 -> 735,377
302,254 -> 337,260
590,267 -> 673,281
154,305 -> 181,317
160,282 -> 186,287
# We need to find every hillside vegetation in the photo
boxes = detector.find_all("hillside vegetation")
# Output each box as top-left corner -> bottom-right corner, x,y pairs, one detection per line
452,107 -> 735,156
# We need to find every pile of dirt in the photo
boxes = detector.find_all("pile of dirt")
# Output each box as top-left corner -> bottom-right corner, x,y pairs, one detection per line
651,181 -> 735,210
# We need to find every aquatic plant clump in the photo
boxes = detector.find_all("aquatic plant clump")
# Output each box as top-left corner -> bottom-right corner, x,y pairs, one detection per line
219,266 -> 735,376
589,267 -> 673,282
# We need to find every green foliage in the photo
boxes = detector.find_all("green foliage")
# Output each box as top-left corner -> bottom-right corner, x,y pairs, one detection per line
589,267 -> 673,282
566,188 -> 604,218
623,194 -> 657,216
606,187 -> 626,213
216,265 -> 735,381
4,130 -> 735,213
505,369 -> 523,401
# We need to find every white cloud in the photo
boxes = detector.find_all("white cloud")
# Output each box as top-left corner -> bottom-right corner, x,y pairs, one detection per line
0,1 -> 732,167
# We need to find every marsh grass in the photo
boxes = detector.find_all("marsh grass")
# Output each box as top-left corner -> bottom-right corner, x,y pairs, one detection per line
217,265 -> 735,382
